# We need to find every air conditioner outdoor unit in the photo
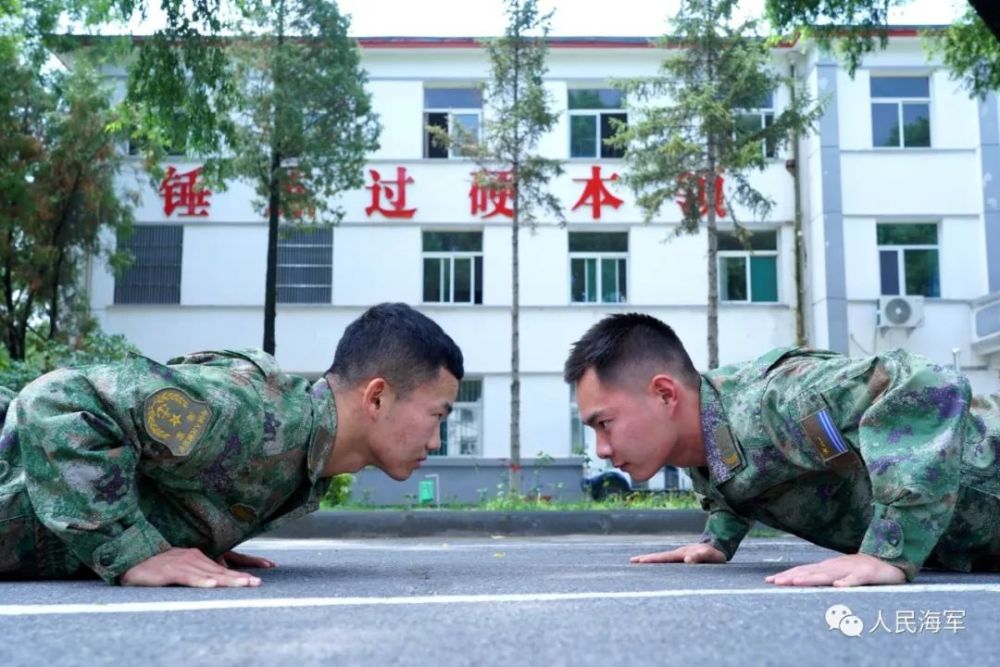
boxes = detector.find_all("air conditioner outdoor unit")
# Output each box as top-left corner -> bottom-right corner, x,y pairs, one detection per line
971,292 -> 1000,355
878,295 -> 924,328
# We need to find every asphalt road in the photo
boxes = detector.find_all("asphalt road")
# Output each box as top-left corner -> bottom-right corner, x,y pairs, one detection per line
1,535 -> 994,666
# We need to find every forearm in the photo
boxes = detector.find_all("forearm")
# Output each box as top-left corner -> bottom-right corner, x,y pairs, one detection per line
700,507 -> 752,560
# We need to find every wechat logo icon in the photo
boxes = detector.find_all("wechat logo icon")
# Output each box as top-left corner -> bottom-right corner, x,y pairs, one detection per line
826,604 -> 864,637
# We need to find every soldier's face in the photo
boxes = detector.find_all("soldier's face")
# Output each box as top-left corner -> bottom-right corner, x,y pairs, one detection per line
575,368 -> 680,482
369,368 -> 459,480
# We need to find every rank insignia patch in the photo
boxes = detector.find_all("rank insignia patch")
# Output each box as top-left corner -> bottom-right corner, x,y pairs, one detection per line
713,425 -> 745,477
230,503 -> 258,523
143,388 -> 213,457
801,408 -> 853,464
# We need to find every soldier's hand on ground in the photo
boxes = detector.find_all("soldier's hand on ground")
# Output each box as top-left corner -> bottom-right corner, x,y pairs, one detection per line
630,543 -> 727,564
765,553 -> 906,587
120,547 -> 264,588
217,550 -> 277,569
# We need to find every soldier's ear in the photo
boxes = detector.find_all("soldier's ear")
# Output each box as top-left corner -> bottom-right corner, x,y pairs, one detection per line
649,374 -> 678,407
362,378 -> 387,418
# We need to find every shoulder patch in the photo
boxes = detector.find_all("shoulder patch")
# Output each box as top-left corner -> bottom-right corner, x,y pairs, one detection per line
143,388 -> 213,457
714,426 -> 745,475
800,408 -> 861,471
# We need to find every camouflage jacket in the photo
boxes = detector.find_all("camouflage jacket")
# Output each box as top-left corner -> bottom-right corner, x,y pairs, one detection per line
0,349 -> 336,584
688,346 -> 1000,581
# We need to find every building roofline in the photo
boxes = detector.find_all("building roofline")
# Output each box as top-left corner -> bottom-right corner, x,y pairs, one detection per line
354,27 -> 939,49
53,25 -> 941,49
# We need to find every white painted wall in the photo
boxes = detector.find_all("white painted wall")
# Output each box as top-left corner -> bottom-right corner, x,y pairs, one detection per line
87,36 -> 999,461
840,153 -> 981,217
181,226 -> 266,305
331,225 -> 421,305
481,375 -> 512,458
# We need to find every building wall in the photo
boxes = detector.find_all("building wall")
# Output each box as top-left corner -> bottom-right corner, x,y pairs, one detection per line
90,36 -> 1000,503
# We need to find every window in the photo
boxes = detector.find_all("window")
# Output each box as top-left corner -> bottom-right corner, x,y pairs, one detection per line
569,384 -> 595,457
424,87 -> 483,159
277,227 -> 332,304
735,91 -> 776,158
877,223 -> 940,297
718,230 -> 778,303
432,379 -> 483,456
568,89 -> 626,159
569,232 -> 627,303
422,231 -> 483,304
114,225 -> 183,304
870,76 -> 930,148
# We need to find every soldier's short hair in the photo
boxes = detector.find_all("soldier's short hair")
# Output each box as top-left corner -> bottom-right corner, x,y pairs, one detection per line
563,313 -> 699,389
329,302 -> 464,395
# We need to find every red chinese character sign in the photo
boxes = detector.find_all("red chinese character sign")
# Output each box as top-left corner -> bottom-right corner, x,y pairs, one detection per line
571,166 -> 623,220
675,172 -> 727,219
365,166 -> 416,219
469,170 -> 514,219
159,166 -> 211,217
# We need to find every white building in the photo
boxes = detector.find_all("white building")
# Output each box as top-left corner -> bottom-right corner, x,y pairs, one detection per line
86,31 -> 1000,503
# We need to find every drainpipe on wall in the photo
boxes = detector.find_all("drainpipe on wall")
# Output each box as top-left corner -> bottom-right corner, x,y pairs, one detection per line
788,55 -> 809,347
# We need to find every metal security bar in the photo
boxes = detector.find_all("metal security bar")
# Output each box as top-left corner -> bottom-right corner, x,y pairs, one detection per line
114,225 -> 183,304
276,227 -> 333,304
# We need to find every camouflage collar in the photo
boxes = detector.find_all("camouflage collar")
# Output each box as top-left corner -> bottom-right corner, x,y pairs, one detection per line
307,375 -> 339,483
699,376 -> 745,485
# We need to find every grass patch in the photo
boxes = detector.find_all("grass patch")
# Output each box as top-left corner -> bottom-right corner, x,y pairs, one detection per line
323,491 -> 702,512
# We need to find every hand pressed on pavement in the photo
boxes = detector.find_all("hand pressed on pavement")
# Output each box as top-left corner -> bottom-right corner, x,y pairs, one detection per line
630,542 -> 727,564
121,547 -> 264,588
765,553 -> 906,587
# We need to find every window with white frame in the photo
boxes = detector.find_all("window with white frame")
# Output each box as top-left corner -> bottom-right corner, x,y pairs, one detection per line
718,230 -> 779,303
569,232 -> 628,303
568,89 -> 627,159
735,91 -> 776,158
114,225 -> 183,304
877,223 -> 940,297
569,384 -> 595,458
277,227 -> 332,304
424,87 -> 483,159
422,231 -> 483,304
431,379 -> 483,456
870,76 -> 931,148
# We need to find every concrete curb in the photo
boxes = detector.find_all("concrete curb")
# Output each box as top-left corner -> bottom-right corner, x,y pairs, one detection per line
265,509 -> 708,538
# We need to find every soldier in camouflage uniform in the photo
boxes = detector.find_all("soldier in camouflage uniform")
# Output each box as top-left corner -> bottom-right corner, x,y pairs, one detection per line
565,312 -> 1000,587
0,302 -> 462,587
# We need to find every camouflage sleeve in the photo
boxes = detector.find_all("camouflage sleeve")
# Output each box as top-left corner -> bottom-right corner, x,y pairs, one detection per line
697,494 -> 752,560
854,358 -> 971,581
15,367 -> 170,584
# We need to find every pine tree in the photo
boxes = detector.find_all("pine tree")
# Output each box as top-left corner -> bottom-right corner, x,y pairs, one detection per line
609,0 -> 822,368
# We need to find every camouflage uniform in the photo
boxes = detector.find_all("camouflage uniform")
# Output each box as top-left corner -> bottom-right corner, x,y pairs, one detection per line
0,349 -> 336,584
689,346 -> 1000,581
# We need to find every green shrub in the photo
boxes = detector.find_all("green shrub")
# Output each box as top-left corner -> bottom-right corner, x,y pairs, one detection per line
321,473 -> 353,508
0,330 -> 139,392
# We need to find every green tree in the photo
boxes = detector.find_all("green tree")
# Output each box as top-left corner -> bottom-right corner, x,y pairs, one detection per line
430,0 -> 562,493
0,49 -> 134,360
128,0 -> 380,354
226,0 -> 380,354
609,0 -> 822,368
766,0 -> 1000,97
481,0 -> 562,494
2,0 -> 241,165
